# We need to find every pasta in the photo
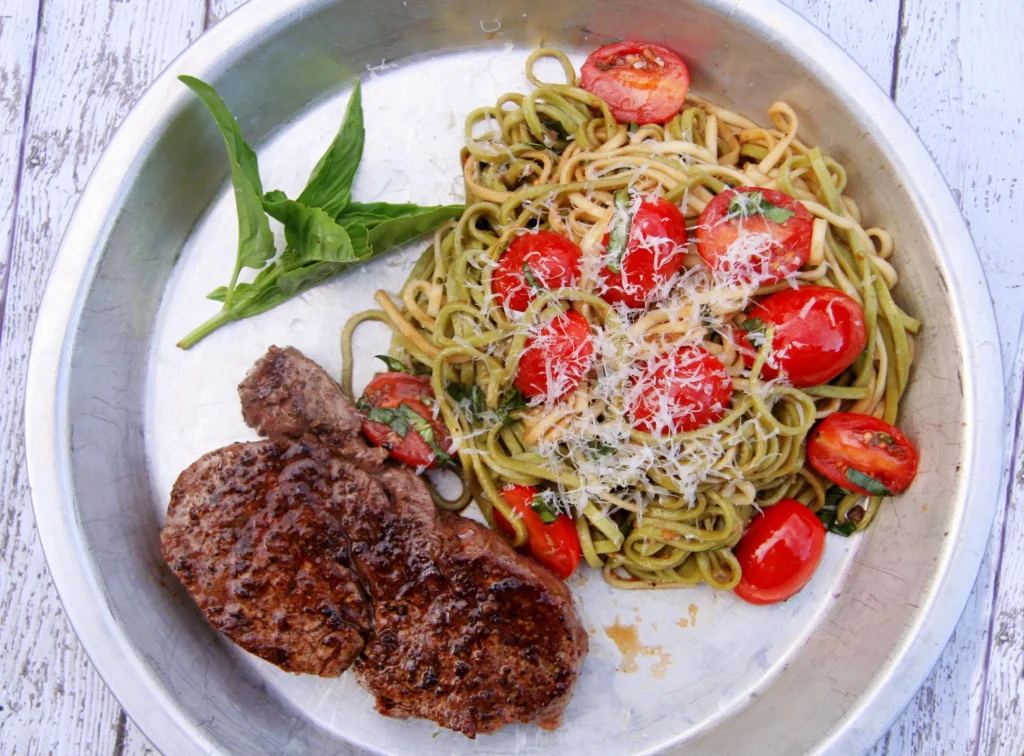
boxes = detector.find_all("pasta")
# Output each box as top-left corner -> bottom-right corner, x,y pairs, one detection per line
341,48 -> 920,591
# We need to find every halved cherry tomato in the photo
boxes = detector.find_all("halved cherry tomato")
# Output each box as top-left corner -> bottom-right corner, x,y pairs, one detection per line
807,412 -> 918,496
598,196 -> 688,309
495,484 -> 581,580
492,231 -> 582,312
514,310 -> 594,401
696,187 -> 814,284
359,372 -> 454,469
733,499 -> 826,605
580,41 -> 690,125
630,345 -> 733,434
735,286 -> 867,387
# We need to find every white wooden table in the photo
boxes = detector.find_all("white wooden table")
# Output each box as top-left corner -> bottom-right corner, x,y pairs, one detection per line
1,1 -> 1021,753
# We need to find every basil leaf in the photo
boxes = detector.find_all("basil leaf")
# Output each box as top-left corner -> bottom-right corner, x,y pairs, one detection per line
739,317 -> 766,335
846,468 -> 893,497
366,406 -> 410,438
399,404 -> 451,466
830,520 -> 857,537
337,204 -> 464,255
726,190 -> 795,225
522,262 -> 542,293
296,81 -> 364,217
588,440 -> 617,459
816,506 -> 837,531
605,189 -> 633,274
531,498 -> 559,524
448,382 -> 489,419
470,384 -> 486,416
824,485 -> 846,509
376,355 -> 413,373
356,395 -> 371,411
179,76 -> 275,274
496,387 -> 527,424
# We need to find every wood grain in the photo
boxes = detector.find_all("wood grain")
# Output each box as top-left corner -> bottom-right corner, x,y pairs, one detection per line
781,0 -> 900,91
874,1 -> 1024,754
0,1 -> 40,340
1,0 -> 1021,754
0,0 -> 203,753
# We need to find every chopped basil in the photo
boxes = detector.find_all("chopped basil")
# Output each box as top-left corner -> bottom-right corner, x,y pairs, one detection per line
739,317 -> 766,335
496,387 -> 527,424
375,355 -> 413,374
628,120 -> 639,133
522,262 -> 543,293
531,498 -> 559,524
604,189 -> 633,273
726,190 -> 795,225
366,403 -> 451,466
588,440 -> 617,458
876,432 -> 895,446
447,382 -> 487,418
846,468 -> 893,497
355,395 -> 371,411
816,485 -> 860,537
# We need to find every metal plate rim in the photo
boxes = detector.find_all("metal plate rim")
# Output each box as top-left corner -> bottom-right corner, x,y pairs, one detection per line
24,0 -> 1005,754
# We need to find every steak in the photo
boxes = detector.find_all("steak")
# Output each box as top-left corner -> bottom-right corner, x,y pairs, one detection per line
161,439 -> 371,676
239,347 -> 589,736
163,345 -> 589,737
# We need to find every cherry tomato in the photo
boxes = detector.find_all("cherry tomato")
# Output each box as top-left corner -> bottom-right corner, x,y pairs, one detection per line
696,187 -> 814,284
580,41 -> 691,125
807,413 -> 919,496
492,231 -> 582,312
630,345 -> 733,434
359,372 -> 454,469
598,197 -> 688,309
514,310 -> 594,401
735,286 -> 867,387
733,499 -> 826,605
494,484 -> 581,580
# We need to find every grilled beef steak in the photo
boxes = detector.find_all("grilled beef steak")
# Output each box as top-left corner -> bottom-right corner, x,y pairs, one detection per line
162,345 -> 589,737
161,439 -> 371,676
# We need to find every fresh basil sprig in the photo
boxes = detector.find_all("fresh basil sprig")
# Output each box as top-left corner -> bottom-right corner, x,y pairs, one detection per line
726,191 -> 795,224
177,78 -> 465,349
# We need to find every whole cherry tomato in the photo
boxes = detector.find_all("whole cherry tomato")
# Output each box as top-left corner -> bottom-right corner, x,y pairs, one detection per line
807,412 -> 919,496
733,499 -> 826,605
492,231 -> 582,312
696,187 -> 814,284
735,286 -> 867,387
597,196 -> 688,309
359,372 -> 453,469
630,345 -> 733,434
580,41 -> 691,125
514,310 -> 594,401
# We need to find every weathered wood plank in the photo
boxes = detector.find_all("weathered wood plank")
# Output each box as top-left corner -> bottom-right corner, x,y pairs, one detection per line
0,1 -> 40,341
869,1 -> 1024,754
0,0 -> 204,753
780,0 -> 900,91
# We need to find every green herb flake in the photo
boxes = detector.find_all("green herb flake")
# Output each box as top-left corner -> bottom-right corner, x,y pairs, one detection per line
628,121 -> 639,133
531,498 -> 559,525
355,395 -> 371,411
605,189 -> 633,274
726,191 -> 796,225
375,355 -> 413,374
875,432 -> 895,446
522,262 -> 543,294
830,520 -> 858,537
365,406 -> 410,438
496,387 -> 527,424
739,316 -> 766,335
846,467 -> 893,497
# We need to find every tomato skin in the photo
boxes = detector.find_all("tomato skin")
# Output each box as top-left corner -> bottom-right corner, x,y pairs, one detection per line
733,499 -> 826,605
807,413 -> 919,495
630,345 -> 733,434
580,41 -> 690,125
492,231 -> 582,312
359,372 -> 454,469
696,187 -> 814,284
514,310 -> 594,401
598,197 -> 688,309
495,484 -> 582,580
736,286 -> 867,387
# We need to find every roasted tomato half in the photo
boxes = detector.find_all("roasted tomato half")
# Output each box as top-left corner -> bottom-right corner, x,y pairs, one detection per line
807,412 -> 919,496
360,372 -> 454,469
580,41 -> 691,125
495,484 -> 582,580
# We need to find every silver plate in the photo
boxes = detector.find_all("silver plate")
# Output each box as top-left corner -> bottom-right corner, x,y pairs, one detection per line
24,0 -> 1004,754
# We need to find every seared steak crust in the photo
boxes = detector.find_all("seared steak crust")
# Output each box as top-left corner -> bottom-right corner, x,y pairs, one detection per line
161,439 -> 371,676
238,346 -> 588,737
